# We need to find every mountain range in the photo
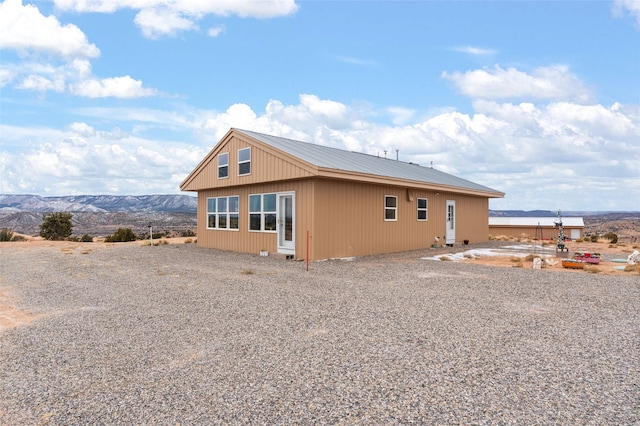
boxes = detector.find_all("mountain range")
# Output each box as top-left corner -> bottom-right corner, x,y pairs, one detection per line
1,194 -> 638,238
0,194 -> 197,213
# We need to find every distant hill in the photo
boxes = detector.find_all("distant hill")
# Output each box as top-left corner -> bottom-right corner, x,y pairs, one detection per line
0,194 -> 197,213
0,194 -> 197,236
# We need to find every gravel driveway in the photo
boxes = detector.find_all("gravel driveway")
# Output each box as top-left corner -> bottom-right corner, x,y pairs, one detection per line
1,243 -> 638,424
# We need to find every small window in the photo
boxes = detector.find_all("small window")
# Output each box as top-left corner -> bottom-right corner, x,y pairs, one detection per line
238,147 -> 251,176
417,198 -> 428,221
384,195 -> 397,221
207,196 -> 239,230
218,152 -> 229,179
249,193 -> 277,232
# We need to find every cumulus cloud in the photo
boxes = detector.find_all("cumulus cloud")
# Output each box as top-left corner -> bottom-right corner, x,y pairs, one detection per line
442,65 -> 593,103
613,0 -> 640,26
0,2 -> 158,98
70,76 -> 157,98
0,0 -> 100,58
4,92 -> 637,210
52,0 -> 299,38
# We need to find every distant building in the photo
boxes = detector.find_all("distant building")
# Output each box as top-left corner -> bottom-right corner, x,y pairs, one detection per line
181,128 -> 504,260
489,217 -> 584,240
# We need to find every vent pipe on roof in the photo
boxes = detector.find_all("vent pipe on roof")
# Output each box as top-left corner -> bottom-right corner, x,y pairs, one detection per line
396,149 -> 399,161
384,150 -> 387,158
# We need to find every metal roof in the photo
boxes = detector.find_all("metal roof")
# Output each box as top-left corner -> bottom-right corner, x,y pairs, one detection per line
237,129 -> 503,196
489,217 -> 584,227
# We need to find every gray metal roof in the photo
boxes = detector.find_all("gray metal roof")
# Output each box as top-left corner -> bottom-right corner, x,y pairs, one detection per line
237,129 -> 503,196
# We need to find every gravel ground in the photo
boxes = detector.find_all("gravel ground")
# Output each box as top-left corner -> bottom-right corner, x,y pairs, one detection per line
1,243 -> 638,425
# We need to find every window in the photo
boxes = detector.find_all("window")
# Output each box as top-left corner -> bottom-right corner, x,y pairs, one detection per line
218,152 -> 229,179
384,195 -> 397,221
249,193 -> 277,232
238,147 -> 251,176
207,196 -> 239,230
417,198 -> 428,221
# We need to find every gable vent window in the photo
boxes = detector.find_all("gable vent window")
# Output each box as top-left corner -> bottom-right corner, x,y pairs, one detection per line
417,198 -> 428,221
384,195 -> 397,221
238,147 -> 251,176
218,152 -> 229,179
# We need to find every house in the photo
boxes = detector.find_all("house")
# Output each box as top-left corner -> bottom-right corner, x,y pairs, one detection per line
180,128 -> 504,260
489,216 -> 584,241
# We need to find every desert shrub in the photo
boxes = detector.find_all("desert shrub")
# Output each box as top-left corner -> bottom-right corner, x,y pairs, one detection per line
603,232 -> 618,244
524,254 -> 538,262
584,266 -> 601,274
105,228 -> 137,243
575,238 -> 584,243
510,256 -> 522,262
40,212 -> 73,241
12,234 -> 27,242
67,235 -> 80,242
590,235 -> 599,243
180,230 -> 196,237
0,228 -> 14,242
184,238 -> 193,244
80,234 -> 93,242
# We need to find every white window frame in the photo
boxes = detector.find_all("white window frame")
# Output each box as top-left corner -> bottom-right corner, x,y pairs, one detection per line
238,147 -> 251,176
218,152 -> 229,179
248,193 -> 277,232
384,195 -> 397,221
206,196 -> 239,230
417,198 -> 428,221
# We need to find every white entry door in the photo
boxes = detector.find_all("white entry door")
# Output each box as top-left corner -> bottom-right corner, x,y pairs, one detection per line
445,200 -> 456,245
277,192 -> 295,256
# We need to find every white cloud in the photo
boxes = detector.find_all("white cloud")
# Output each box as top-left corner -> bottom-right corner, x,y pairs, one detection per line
442,65 -> 593,103
1,94 -> 638,210
0,0 -> 100,58
613,0 -> 640,26
0,2 -> 157,98
452,46 -> 498,56
70,75 -> 157,98
134,7 -> 197,39
207,25 -> 225,37
53,0 -> 299,38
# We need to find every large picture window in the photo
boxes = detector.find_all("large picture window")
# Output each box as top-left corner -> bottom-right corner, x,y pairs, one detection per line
238,147 -> 251,176
384,195 -> 397,221
218,152 -> 229,179
417,198 -> 428,221
249,193 -> 276,232
207,196 -> 239,230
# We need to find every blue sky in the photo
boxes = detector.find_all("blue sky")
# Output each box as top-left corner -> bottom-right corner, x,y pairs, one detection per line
1,0 -> 639,211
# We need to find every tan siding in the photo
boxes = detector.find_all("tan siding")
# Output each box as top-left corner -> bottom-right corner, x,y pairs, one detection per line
310,180 -> 491,259
196,180 -> 316,257
185,135 -> 315,191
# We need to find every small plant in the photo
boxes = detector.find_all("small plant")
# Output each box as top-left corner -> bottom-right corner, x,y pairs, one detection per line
590,235 -> 599,243
80,234 -> 93,242
524,254 -> 537,262
104,228 -> 137,243
0,228 -> 14,242
40,212 -> 73,241
12,234 -> 27,242
240,269 -> 255,275
584,266 -> 601,274
184,238 -> 193,244
439,256 -> 453,261
603,232 -> 618,244
510,256 -> 522,262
